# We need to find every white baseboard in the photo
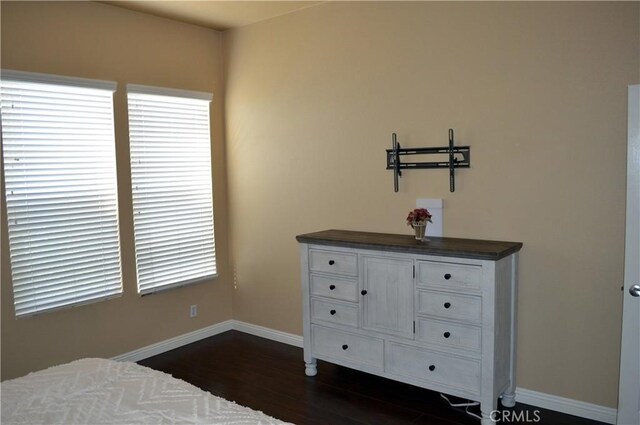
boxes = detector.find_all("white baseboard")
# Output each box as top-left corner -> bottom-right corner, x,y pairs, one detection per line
113,320 -> 617,424
515,387 -> 617,424
231,320 -> 303,348
112,319 -> 234,362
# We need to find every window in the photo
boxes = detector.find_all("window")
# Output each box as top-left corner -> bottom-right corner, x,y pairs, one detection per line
127,84 -> 216,295
1,70 -> 122,317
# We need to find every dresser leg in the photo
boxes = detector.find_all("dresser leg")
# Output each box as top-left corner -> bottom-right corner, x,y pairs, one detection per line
501,391 -> 516,408
305,359 -> 317,376
481,409 -> 497,425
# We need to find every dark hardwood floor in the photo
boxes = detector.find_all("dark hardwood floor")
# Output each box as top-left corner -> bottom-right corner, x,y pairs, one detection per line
139,331 -> 606,425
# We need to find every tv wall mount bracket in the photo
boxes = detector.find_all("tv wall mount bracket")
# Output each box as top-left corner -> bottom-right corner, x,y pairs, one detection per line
386,129 -> 470,192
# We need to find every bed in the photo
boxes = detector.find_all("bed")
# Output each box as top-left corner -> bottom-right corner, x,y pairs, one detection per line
1,358 -> 291,424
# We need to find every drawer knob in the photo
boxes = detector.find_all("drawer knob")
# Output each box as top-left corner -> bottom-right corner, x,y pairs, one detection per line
330,309 -> 336,315
329,285 -> 336,290
443,331 -> 451,338
428,365 -> 436,372
444,302 -> 451,309
361,290 -> 368,296
329,260 -> 335,265
342,344 -> 349,350
444,273 -> 452,280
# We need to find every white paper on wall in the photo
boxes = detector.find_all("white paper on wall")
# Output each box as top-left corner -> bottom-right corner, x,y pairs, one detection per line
416,198 -> 443,237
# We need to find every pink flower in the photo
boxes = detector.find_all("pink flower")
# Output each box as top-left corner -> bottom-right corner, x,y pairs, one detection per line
406,208 -> 432,227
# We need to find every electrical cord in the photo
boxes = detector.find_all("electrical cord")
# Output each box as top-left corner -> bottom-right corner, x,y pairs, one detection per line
440,393 -> 482,421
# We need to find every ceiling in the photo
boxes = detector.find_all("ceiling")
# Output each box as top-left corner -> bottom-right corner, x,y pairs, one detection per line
101,1 -> 324,31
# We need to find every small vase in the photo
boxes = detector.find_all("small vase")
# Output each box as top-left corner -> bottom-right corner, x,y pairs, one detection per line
413,222 -> 427,241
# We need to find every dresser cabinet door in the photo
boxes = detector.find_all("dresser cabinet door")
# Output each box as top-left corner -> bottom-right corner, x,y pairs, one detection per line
361,255 -> 414,338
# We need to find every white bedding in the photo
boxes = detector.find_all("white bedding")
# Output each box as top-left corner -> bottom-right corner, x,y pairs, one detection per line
1,358 -> 292,424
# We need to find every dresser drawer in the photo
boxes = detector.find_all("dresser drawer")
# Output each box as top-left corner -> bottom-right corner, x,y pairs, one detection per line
386,342 -> 480,394
309,249 -> 357,276
311,325 -> 383,371
417,290 -> 482,324
311,298 -> 359,328
417,260 -> 481,291
416,317 -> 481,353
310,274 -> 358,302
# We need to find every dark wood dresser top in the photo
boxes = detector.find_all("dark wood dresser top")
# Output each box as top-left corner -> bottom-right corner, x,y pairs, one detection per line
296,229 -> 523,261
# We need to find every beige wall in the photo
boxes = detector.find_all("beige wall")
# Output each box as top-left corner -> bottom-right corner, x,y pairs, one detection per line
223,1 -> 639,408
1,1 -> 232,380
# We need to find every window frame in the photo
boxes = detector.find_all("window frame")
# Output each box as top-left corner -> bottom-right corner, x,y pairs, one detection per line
1,69 -> 123,317
126,83 -> 217,296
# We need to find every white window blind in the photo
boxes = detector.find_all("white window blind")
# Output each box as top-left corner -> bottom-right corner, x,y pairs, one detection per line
127,84 -> 216,295
1,70 -> 122,317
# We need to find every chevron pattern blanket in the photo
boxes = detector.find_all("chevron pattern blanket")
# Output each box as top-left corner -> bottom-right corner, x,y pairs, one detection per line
1,358 -> 291,424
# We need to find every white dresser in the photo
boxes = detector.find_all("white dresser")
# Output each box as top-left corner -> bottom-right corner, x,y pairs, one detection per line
297,230 -> 522,425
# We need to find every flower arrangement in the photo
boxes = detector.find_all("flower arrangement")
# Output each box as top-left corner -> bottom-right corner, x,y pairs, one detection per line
406,208 -> 432,228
